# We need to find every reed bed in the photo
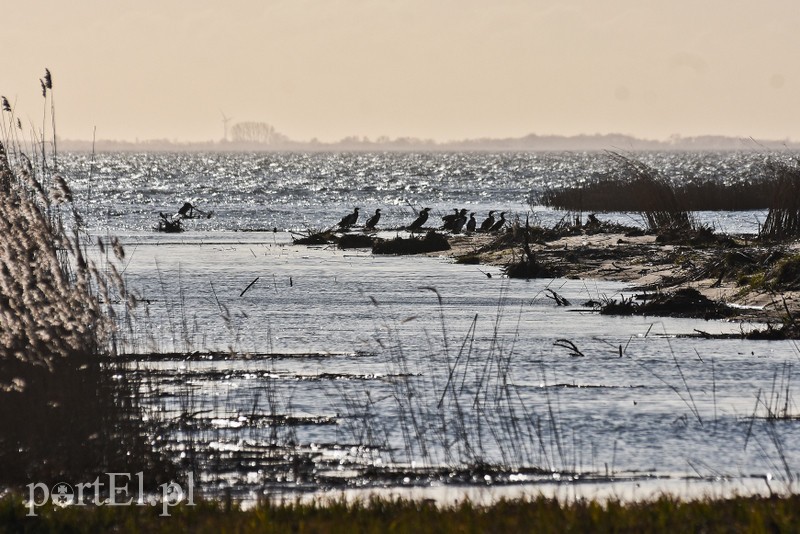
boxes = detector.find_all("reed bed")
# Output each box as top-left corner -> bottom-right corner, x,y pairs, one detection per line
760,160 -> 800,240
538,153 -> 800,242
0,72 -> 170,487
538,152 -> 769,231
328,288 -> 588,478
539,174 -> 771,212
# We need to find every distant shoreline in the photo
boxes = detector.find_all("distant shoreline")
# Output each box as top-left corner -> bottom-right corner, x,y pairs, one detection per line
57,133 -> 800,153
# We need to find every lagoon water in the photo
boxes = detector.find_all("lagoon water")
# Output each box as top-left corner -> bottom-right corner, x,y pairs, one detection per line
60,151 -> 800,501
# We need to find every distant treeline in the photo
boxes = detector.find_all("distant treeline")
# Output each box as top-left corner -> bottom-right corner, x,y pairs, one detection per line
58,132 -> 800,153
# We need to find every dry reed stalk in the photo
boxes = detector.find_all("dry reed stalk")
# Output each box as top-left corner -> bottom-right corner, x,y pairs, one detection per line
760,160 -> 800,240
0,72 -> 170,487
603,152 -> 694,232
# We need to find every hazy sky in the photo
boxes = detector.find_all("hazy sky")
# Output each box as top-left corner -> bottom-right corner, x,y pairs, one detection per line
3,1 -> 799,143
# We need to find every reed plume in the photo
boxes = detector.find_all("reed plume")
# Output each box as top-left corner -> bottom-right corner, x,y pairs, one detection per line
0,72 -> 168,486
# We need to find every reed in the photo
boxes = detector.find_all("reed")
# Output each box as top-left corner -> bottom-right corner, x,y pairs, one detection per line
327,289 -> 590,479
0,72 -> 170,487
536,152 -> 699,232
760,160 -> 800,240
539,174 -> 774,212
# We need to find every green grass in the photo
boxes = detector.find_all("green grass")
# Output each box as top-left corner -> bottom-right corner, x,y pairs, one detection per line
2,493 -> 800,533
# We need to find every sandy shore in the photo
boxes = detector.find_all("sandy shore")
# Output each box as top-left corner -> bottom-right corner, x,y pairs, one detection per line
442,230 -> 796,323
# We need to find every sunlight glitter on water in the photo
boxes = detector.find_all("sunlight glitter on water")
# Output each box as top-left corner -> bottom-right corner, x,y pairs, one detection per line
111,231 -> 800,499
72,150 -> 800,499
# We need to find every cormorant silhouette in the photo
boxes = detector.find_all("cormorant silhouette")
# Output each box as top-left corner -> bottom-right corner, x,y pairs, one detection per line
365,208 -> 381,229
338,207 -> 359,229
466,213 -> 477,233
452,209 -> 468,233
479,210 -> 496,232
441,208 -> 460,230
408,207 -> 431,231
489,212 -> 506,232
178,202 -> 195,218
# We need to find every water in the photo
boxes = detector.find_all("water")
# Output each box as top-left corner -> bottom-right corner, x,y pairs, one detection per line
60,150 -> 776,233
59,151 -> 800,501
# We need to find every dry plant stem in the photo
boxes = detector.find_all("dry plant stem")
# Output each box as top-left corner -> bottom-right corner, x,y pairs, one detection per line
0,71 -> 170,486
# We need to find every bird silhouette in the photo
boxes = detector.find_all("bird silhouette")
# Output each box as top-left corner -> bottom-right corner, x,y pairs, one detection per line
441,208 -> 461,230
408,207 -> 431,231
338,207 -> 359,229
466,213 -> 477,233
452,210 -> 468,233
479,211 -> 496,232
365,208 -> 381,229
489,212 -> 506,232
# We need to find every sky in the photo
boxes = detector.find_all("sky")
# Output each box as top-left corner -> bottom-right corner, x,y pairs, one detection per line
3,0 -> 800,143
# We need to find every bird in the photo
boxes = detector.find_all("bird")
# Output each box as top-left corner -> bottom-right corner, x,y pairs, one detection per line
338,207 -> 359,229
407,207 -> 431,231
479,211 -> 496,232
452,210 -> 468,233
489,212 -> 506,232
466,213 -> 477,233
365,208 -> 381,230
441,208 -> 461,230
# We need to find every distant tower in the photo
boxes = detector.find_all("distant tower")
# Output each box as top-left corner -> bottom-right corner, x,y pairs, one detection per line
220,111 -> 233,142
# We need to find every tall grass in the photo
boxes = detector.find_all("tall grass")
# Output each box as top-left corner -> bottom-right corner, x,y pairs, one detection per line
539,173 -> 773,212
538,153 -> 800,241
330,289 -> 586,478
760,160 -> 800,240
0,72 -> 170,486
539,152 -> 695,233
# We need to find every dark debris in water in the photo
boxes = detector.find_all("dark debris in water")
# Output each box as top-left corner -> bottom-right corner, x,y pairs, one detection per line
128,368 -> 410,383
372,231 -> 451,255
600,287 -> 734,320
292,230 -> 337,245
165,413 -> 338,431
117,350 -> 374,363
743,322 -> 800,340
504,256 -> 562,279
338,233 -> 377,249
545,383 -> 649,389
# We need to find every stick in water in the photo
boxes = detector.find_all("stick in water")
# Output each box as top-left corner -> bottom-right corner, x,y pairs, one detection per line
240,277 -> 260,297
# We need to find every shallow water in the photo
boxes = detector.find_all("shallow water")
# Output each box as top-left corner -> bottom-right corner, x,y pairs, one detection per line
108,230 -> 800,501
67,151 -> 800,501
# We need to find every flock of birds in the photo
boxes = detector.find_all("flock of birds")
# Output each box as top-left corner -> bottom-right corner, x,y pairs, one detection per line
336,207 -> 506,234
